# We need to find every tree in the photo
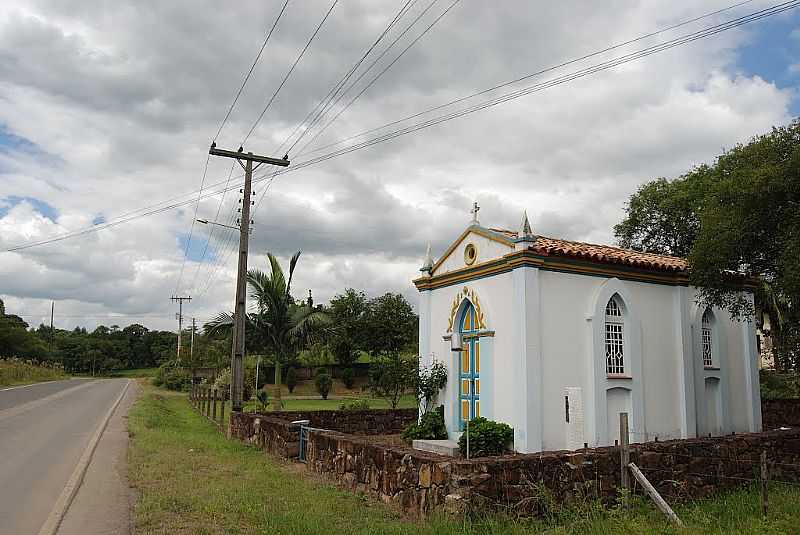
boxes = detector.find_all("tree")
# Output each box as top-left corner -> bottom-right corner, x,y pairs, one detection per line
205,252 -> 329,407
328,288 -> 368,367
614,120 -> 800,370
367,354 -> 416,409
614,168 -> 713,257
363,293 -> 418,358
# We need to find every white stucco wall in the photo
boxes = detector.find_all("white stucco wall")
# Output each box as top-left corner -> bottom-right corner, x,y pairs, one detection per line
433,231 -> 511,276
418,243 -> 760,453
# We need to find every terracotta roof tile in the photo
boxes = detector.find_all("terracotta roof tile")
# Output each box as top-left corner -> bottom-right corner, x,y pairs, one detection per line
487,227 -> 688,273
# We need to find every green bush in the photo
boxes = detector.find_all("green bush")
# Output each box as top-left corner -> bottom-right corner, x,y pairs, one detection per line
402,405 -> 446,443
256,389 -> 269,412
153,364 -> 191,392
341,367 -> 355,389
286,367 -> 298,393
760,370 -> 800,399
339,398 -> 370,411
457,417 -> 513,457
315,371 -> 333,400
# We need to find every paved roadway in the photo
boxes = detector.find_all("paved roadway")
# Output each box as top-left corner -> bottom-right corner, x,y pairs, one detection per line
0,378 -> 130,535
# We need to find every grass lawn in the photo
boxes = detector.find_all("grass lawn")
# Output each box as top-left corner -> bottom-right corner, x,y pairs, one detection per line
111,367 -> 158,378
129,384 -> 800,535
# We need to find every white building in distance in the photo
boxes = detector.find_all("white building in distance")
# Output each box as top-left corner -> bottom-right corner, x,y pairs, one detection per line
414,205 -> 762,454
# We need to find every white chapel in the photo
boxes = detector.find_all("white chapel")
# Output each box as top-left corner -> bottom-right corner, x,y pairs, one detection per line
415,205 -> 762,454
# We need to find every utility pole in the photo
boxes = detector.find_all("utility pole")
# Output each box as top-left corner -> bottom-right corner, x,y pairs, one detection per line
171,295 -> 192,362
209,143 -> 289,412
190,317 -> 196,364
49,301 -> 54,354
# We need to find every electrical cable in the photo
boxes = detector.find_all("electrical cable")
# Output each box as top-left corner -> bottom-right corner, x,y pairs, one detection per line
241,0 -> 340,146
4,0 -> 794,254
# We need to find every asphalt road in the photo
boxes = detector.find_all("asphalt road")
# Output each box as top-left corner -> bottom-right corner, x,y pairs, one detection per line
0,378 -> 130,535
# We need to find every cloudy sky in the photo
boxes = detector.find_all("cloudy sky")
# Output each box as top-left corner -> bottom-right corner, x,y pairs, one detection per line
0,0 -> 797,332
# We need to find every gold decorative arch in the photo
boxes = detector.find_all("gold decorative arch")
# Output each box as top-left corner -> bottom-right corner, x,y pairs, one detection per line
446,286 -> 487,332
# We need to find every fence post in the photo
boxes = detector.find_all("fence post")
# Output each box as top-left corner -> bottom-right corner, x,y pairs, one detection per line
203,387 -> 208,416
212,389 -> 218,421
761,450 -> 769,519
620,412 -> 630,502
219,395 -> 226,426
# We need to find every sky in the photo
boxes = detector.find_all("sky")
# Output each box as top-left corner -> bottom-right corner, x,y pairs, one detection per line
0,0 -> 797,332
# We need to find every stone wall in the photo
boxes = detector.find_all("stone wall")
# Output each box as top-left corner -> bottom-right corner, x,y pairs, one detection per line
229,411 -> 301,458
230,405 -> 800,517
762,399 -> 800,429
304,428 -> 800,516
261,408 -> 417,435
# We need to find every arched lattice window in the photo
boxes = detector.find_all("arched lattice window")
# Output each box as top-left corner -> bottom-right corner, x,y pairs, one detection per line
702,308 -> 714,367
605,296 -> 625,375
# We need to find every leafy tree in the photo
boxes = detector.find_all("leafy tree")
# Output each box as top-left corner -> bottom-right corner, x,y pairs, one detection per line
205,252 -> 329,408
363,293 -> 418,358
367,354 -> 416,409
614,120 -> 800,370
328,289 -> 368,367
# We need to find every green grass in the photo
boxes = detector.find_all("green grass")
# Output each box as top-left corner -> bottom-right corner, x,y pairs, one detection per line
110,367 -> 158,378
129,385 -> 800,535
0,358 -> 66,387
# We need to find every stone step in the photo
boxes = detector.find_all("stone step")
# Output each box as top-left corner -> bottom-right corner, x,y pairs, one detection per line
412,439 -> 460,457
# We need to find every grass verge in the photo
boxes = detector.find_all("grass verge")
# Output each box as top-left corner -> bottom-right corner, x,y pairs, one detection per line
0,357 -> 66,387
128,385 -> 800,535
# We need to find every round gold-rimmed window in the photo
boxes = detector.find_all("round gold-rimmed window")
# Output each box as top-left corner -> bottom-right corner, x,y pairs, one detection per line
464,243 -> 477,265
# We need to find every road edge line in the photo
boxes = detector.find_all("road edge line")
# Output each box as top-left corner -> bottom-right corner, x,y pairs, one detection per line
37,379 -> 132,535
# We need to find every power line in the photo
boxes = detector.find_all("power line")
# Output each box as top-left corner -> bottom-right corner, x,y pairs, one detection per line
297,0 -> 760,158
3,0 -> 794,254
300,0 -> 460,157
241,0 -> 340,146
174,153 -> 211,295
213,0 -> 291,143
276,0 -> 419,157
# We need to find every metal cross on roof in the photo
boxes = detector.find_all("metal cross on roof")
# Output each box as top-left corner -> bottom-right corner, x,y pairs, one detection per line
470,201 -> 480,225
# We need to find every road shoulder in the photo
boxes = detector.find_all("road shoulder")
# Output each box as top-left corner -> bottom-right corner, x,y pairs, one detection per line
57,380 -> 139,535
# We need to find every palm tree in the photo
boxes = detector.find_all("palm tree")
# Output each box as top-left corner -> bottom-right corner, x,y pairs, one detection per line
205,251 -> 329,407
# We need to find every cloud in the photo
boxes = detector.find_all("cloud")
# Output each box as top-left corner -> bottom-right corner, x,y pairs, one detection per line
0,0 -> 794,331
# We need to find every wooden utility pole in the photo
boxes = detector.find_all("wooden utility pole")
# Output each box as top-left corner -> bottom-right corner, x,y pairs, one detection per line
171,295 -> 191,362
49,301 -> 54,353
209,143 -> 289,412
190,317 -> 196,364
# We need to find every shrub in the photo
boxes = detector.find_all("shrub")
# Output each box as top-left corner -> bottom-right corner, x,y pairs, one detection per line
339,398 -> 371,411
367,354 -> 416,408
256,389 -> 269,412
286,367 -> 298,393
402,405 -> 447,443
154,364 -> 191,392
457,417 -> 513,457
341,366 -> 355,389
417,361 -> 447,414
315,371 -> 333,399
214,368 -> 231,398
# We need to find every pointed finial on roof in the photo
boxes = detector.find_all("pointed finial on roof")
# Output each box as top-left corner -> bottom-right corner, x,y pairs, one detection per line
470,201 -> 480,226
420,242 -> 434,274
520,210 -> 533,239
514,210 -> 536,250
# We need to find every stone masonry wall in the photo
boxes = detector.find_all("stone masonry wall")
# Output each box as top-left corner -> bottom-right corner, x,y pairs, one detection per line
762,399 -> 800,429
304,428 -> 800,517
266,408 -> 418,435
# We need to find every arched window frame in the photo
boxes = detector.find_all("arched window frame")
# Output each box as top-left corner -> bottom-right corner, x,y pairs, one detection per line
701,308 -> 715,368
586,278 -> 644,447
605,296 -> 626,376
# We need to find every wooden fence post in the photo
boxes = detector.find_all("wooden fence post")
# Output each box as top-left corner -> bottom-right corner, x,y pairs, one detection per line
212,389 -> 218,421
628,462 -> 684,526
761,450 -> 769,519
203,387 -> 208,416
620,412 -> 630,499
220,396 -> 227,427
